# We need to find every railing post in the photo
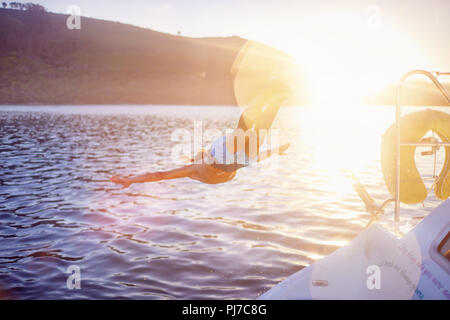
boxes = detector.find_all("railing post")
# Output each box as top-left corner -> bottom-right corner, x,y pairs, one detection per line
395,81 -> 401,222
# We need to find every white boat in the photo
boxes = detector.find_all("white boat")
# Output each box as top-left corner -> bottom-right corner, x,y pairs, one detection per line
259,70 -> 450,300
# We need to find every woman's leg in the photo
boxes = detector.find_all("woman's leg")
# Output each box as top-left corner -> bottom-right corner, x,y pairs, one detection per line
237,78 -> 288,132
111,165 -> 199,187
111,164 -> 235,187
236,95 -> 283,156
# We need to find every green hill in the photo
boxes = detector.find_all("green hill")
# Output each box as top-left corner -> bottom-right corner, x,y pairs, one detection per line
0,8 -> 249,105
364,80 -> 450,106
0,7 -> 448,106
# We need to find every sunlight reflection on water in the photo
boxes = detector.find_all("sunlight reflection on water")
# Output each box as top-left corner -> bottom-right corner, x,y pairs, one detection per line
0,105 -> 447,299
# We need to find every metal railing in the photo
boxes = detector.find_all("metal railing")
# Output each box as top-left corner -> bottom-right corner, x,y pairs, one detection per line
394,70 -> 450,221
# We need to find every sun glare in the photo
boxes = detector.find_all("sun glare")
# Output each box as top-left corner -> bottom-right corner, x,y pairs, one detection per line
272,8 -> 433,107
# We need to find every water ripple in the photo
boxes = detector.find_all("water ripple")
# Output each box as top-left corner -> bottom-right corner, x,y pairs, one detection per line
0,105 -> 444,299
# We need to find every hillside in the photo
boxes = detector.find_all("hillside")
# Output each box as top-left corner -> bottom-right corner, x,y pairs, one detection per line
0,8 -> 249,105
0,8 -> 448,106
364,79 -> 450,106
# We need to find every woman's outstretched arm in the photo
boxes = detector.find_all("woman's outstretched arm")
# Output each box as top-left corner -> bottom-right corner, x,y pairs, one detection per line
110,165 -> 197,188
256,143 -> 290,162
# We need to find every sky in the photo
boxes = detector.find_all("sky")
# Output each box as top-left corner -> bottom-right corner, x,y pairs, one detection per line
26,0 -> 450,103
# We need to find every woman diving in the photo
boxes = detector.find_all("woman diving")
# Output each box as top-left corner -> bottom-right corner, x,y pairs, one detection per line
110,78 -> 291,187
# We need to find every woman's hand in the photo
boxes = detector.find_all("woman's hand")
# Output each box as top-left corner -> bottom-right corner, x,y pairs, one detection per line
110,175 -> 131,188
277,143 -> 290,156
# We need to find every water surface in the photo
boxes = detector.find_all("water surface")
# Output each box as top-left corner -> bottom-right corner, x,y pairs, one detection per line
0,105 -> 446,299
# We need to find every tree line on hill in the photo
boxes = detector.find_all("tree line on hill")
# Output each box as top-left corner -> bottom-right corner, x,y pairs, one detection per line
2,2 -> 45,11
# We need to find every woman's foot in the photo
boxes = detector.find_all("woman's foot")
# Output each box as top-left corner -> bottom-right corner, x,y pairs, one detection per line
110,175 -> 131,188
278,143 -> 290,155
